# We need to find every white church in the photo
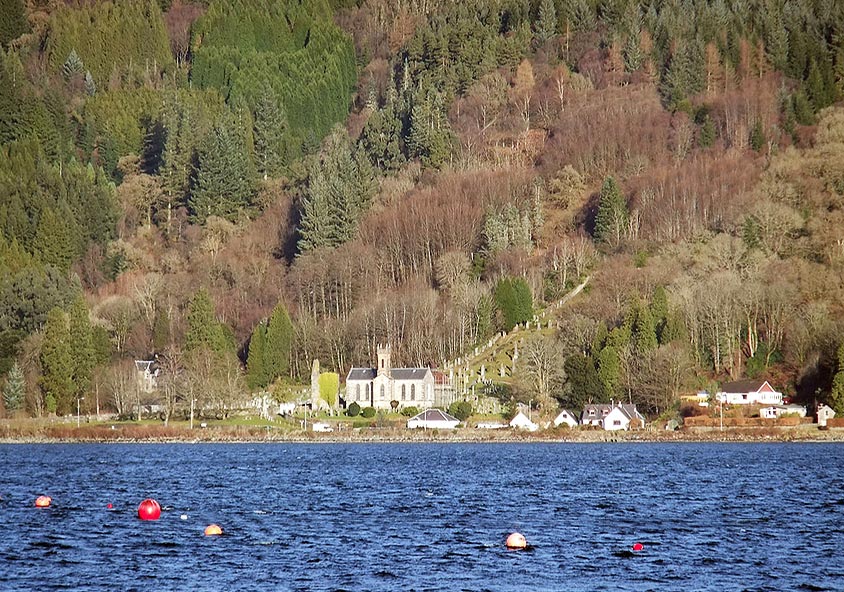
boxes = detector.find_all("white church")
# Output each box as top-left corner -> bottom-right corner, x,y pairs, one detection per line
345,345 -> 440,410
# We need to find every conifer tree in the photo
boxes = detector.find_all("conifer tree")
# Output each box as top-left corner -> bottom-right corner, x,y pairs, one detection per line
0,0 -> 28,49
252,87 -> 288,179
3,360 -> 24,412
830,343 -> 844,415
184,289 -> 228,354
264,302 -> 294,383
633,304 -> 658,353
594,176 -> 628,248
40,308 -> 73,415
189,117 -> 256,223
535,0 -> 557,44
34,208 -> 76,271
597,345 -> 620,398
358,91 -> 405,172
246,321 -> 268,390
68,296 -> 95,401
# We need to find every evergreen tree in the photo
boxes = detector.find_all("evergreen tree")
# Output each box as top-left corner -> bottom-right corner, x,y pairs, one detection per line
2,360 -> 24,412
594,176 -> 628,247
750,119 -> 766,152
830,343 -> 844,415
563,353 -> 605,408
264,302 -> 293,383
84,71 -> 96,96
597,346 -> 620,398
68,296 -> 95,401
184,289 -> 228,354
650,286 -> 669,343
494,277 -> 533,331
661,41 -> 704,107
535,0 -> 557,44
698,115 -> 715,148
252,87 -> 288,179
358,91 -> 405,172
633,304 -> 658,353
0,0 -> 29,48
34,208 -> 76,271
246,321 -> 268,390
62,50 -> 84,80
40,308 -> 74,415
806,60 -> 829,110
189,117 -> 257,223
407,88 -> 454,169
793,90 -> 815,126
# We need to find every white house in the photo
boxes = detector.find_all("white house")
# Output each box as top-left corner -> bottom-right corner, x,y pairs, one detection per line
553,409 -> 578,428
407,409 -> 460,429
134,360 -> 159,393
581,403 -> 645,431
509,411 -> 538,431
818,404 -> 836,427
311,422 -> 334,432
346,345 -> 440,411
715,380 -> 783,406
759,404 -> 807,419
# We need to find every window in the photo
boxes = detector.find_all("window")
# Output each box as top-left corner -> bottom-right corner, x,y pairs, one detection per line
410,384 -> 415,401
613,420 -> 621,426
380,358 -> 384,369
589,409 -> 595,416
401,384 -> 406,400
380,384 -> 385,400
356,384 -> 361,401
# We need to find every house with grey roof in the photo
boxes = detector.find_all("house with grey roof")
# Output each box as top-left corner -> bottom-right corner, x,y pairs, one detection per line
581,403 -> 646,431
345,344 -> 438,410
407,409 -> 460,429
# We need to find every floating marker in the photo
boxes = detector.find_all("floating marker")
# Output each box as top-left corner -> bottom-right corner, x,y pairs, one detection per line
35,495 -> 52,508
137,498 -> 161,521
506,532 -> 527,549
204,524 -> 223,536
106,503 -> 113,509
180,514 -> 188,520
632,542 -> 644,552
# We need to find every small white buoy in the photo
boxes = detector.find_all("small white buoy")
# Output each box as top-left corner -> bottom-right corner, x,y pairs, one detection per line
180,514 -> 188,520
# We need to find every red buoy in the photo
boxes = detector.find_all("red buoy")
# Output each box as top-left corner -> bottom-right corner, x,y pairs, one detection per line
506,532 -> 527,549
106,503 -> 113,509
204,524 -> 223,536
35,495 -> 52,508
137,498 -> 161,521
632,542 -> 644,552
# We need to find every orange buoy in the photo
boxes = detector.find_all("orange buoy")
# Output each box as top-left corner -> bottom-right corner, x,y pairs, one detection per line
137,498 -> 161,521
506,532 -> 527,549
632,542 -> 644,552
35,495 -> 52,508
204,524 -> 223,536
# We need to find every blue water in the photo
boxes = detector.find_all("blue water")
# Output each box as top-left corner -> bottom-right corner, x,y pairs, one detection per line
1,443 -> 842,591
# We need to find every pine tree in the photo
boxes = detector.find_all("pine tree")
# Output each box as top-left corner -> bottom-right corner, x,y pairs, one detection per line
264,302 -> 293,383
84,71 -> 97,96
594,176 -> 628,248
699,115 -> 715,148
68,296 -> 95,401
252,87 -> 288,179
2,360 -> 25,412
633,304 -> 658,353
246,321 -> 268,390
40,308 -> 74,415
0,0 -> 29,49
189,117 -> 257,223
597,346 -> 620,398
34,207 -> 76,271
62,50 -> 84,80
535,0 -> 557,44
749,119 -> 766,152
830,344 -> 844,415
184,289 -> 228,354
358,91 -> 405,172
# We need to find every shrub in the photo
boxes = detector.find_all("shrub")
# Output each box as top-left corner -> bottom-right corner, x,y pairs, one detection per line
361,406 -> 376,418
347,402 -> 361,417
448,400 -> 473,421
401,406 -> 419,417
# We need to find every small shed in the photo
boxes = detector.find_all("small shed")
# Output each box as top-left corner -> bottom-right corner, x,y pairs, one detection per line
760,404 -> 807,419
553,409 -> 578,428
818,404 -> 836,427
407,409 -> 460,429
509,411 -> 538,431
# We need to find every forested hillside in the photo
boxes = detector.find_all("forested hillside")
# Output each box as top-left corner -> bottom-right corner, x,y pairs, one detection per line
3,0 -> 844,422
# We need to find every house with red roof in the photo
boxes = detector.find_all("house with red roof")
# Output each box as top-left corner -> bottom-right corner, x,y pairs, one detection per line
715,380 -> 782,406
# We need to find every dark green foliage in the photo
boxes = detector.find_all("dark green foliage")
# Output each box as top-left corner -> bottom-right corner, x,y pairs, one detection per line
190,0 -> 355,150
401,405 -> 419,417
0,0 -> 28,49
793,90 -> 815,126
2,360 -> 24,412
358,92 -> 405,172
661,40 -> 704,108
594,176 -> 628,247
830,343 -> 844,415
346,401 -> 361,417
189,116 -> 257,223
494,277 -> 533,331
33,208 -> 76,271
264,302 -> 294,384
298,127 -> 377,253
0,263 -> 76,337
596,345 -> 620,397
246,321 -> 268,390
184,289 -> 230,354
750,120 -> 765,152
698,115 -> 715,148
47,0 -> 174,87
535,0 -> 557,44
68,297 -> 95,400
407,87 -> 455,169
632,303 -> 658,353
40,308 -> 74,415
563,353 -> 605,409
252,86 -> 289,179
361,406 -> 376,418
448,400 -> 473,421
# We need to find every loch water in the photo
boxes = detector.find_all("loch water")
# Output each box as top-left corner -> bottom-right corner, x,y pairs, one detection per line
1,442 -> 843,592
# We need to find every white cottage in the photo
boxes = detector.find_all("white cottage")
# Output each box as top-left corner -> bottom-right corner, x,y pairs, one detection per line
759,404 -> 807,419
581,403 -> 645,431
553,409 -> 579,428
715,380 -> 783,406
509,411 -> 538,431
817,404 -> 836,427
407,409 -> 460,429
345,345 -> 437,410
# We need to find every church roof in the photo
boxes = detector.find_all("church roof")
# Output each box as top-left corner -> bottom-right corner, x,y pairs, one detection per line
346,367 -> 431,381
347,368 -> 376,381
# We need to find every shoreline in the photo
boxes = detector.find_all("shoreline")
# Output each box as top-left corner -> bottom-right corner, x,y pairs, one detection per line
2,426 -> 844,444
